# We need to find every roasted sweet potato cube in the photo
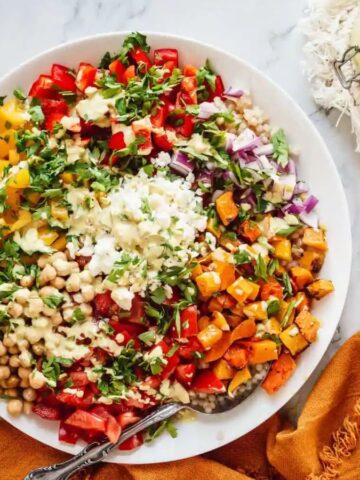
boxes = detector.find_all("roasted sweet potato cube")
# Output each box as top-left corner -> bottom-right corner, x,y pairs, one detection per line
306,279 -> 334,300
243,301 -> 268,320
290,266 -> 314,289
224,344 -> 249,369
195,271 -> 221,298
295,310 -> 320,343
213,359 -> 234,380
215,191 -> 239,226
280,326 -> 308,355
212,311 -> 230,331
273,238 -> 292,262
227,277 -> 260,303
197,323 -> 223,350
302,228 -> 327,252
299,249 -> 325,273
213,261 -> 236,290
262,353 -> 296,395
228,367 -> 252,395
248,340 -> 279,364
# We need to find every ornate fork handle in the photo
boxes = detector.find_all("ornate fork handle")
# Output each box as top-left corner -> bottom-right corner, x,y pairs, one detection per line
24,403 -> 183,480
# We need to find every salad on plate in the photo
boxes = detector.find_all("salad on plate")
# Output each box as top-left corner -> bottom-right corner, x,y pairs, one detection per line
0,33 -> 334,449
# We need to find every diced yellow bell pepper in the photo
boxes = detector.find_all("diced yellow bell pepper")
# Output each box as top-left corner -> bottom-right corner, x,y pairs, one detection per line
227,277 -> 260,303
243,301 -> 268,320
27,192 -> 41,206
195,271 -> 221,298
249,340 -> 279,364
273,238 -> 292,262
8,149 -> 20,166
9,209 -> 32,232
51,235 -> 67,251
51,201 -> 69,222
8,169 -> 30,189
280,325 -> 308,355
0,98 -> 27,128
213,359 -> 234,380
60,172 -> 75,184
265,317 -> 282,335
0,129 -> 16,158
0,160 -> 9,175
303,228 -> 327,252
38,227 -> 59,246
212,311 -> 230,331
228,367 -> 252,395
197,323 -> 223,350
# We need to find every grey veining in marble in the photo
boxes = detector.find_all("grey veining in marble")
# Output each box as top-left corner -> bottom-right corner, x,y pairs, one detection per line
0,0 -> 358,417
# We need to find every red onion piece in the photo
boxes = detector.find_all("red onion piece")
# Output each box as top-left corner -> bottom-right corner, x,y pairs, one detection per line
170,151 -> 194,176
197,171 -> 213,187
303,195 -> 319,213
211,190 -> 224,202
254,144 -> 274,156
223,87 -> 244,98
198,102 -> 220,120
294,181 -> 308,195
300,210 -> 318,228
233,129 -> 262,153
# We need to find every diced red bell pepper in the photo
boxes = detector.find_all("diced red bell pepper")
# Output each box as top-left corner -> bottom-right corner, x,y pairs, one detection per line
154,48 -> 179,67
51,64 -> 76,92
106,414 -> 122,443
44,112 -> 65,132
59,422 -> 79,445
163,288 -> 182,306
208,75 -> 225,100
93,291 -> 119,318
178,337 -> 203,360
56,391 -> 93,409
152,131 -> 173,151
65,409 -> 106,432
162,61 -> 177,80
130,48 -> 152,71
176,114 -> 195,138
191,370 -> 225,394
129,294 -> 145,323
183,65 -> 198,77
142,375 -> 161,390
118,432 -> 144,450
109,320 -> 146,337
118,411 -> 141,429
181,76 -> 197,93
40,98 -> 69,116
69,371 -> 90,388
150,105 -> 167,127
29,75 -> 59,99
175,363 -> 196,387
123,65 -> 137,84
179,305 -> 198,337
176,90 -> 197,106
108,131 -> 126,150
75,62 -> 97,92
108,58 -> 126,83
131,123 -> 152,154
160,352 -> 180,380
32,403 -> 61,420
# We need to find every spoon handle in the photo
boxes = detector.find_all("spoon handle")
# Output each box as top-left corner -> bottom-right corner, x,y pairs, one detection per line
24,403 -> 183,480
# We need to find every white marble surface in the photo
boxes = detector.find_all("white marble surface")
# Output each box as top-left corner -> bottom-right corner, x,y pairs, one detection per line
0,0 -> 358,412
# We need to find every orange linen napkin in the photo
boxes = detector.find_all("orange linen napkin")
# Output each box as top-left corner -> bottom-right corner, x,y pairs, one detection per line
1,332 -> 360,480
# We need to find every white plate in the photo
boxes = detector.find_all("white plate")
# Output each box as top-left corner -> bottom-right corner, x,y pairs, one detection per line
0,32 -> 351,464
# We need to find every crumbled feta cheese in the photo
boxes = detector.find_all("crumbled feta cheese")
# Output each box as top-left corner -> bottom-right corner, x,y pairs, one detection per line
76,92 -> 109,122
13,228 -> 53,255
111,287 -> 134,310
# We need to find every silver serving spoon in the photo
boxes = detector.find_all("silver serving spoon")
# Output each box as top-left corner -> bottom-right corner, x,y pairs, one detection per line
24,364 -> 269,480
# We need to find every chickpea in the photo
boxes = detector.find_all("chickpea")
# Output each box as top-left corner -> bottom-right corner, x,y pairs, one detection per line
39,286 -> 59,298
66,273 -> 81,293
33,317 -> 49,329
17,339 -> 30,352
0,356 -> 9,366
23,387 -> 36,402
26,328 -> 42,345
51,277 -> 66,290
5,388 -> 18,398
37,254 -> 51,269
6,375 -> 20,388
9,355 -> 21,369
19,350 -> 32,368
7,399 -> 23,416
7,302 -> 23,318
52,259 -> 71,277
39,264 -> 57,286
80,303 -> 92,317
50,251 -> 67,263
0,341 -> 7,357
79,270 -> 93,284
14,288 -> 31,305
3,335 -> 15,348
42,306 -> 57,317
69,262 -> 80,274
81,284 -> 95,302
62,307 -> 74,323
18,367 -> 31,380
0,366 -> 10,380
23,401 -> 33,415
25,297 -> 44,318
20,378 -> 30,388
32,343 -> 45,356
51,312 -> 63,327
20,275 -> 34,288
72,293 -> 84,304
29,371 -> 46,389
8,346 -> 19,355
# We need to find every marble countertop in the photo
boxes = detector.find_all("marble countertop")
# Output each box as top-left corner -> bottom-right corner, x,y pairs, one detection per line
1,0 -> 358,412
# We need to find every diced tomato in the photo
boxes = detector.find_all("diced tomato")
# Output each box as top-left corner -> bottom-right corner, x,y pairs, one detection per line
75,62 -> 97,92
163,288 -> 182,306
79,119 -> 111,139
183,65 -> 198,76
108,58 -> 126,83
154,48 -> 178,67
108,131 -> 126,150
150,105 -> 167,127
142,375 -> 161,390
118,411 -> 141,429
131,123 -> 152,153
191,370 -> 225,394
59,422 -> 79,445
178,337 -> 203,360
118,433 -> 144,450
93,291 -> 119,318
56,391 -> 93,409
29,74 -> 58,99
75,255 -> 92,269
130,48 -> 152,71
162,61 -> 177,80
69,371 -> 90,388
176,114 -> 195,138
106,414 -> 122,443
176,90 -> 197,106
40,98 -> 69,116
129,294 -> 145,323
123,65 -> 137,84
181,76 -> 197,93
51,64 -> 76,92
32,403 -> 61,420
65,409 -> 106,432
208,75 -> 225,100
161,352 -> 180,380
152,131 -> 173,151
260,281 -> 283,301
175,363 -> 196,387
109,320 -> 145,337
180,305 -> 198,337
44,112 -> 64,132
